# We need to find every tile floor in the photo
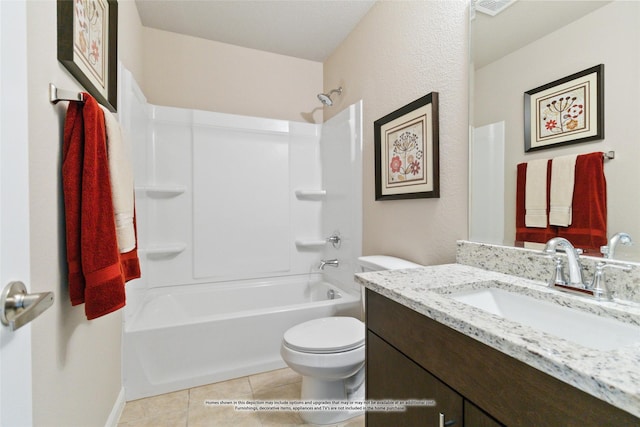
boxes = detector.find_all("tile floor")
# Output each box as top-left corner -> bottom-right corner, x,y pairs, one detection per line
118,367 -> 365,427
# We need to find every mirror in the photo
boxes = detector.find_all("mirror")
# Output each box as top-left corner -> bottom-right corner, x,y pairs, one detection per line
470,0 -> 640,261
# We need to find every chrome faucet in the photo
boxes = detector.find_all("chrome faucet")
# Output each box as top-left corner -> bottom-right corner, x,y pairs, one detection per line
589,262 -> 631,300
543,237 -> 584,287
319,259 -> 339,270
601,232 -> 633,259
543,237 -> 632,300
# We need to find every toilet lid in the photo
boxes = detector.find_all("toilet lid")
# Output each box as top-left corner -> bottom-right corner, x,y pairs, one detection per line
283,317 -> 365,354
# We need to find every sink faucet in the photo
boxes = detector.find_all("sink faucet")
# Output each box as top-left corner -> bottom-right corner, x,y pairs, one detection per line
543,237 -> 633,301
318,259 -> 339,270
601,232 -> 633,259
543,237 -> 584,287
589,262 -> 631,300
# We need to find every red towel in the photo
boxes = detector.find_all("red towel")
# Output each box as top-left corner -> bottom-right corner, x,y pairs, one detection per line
515,153 -> 607,253
62,94 -> 140,320
515,160 -> 557,244
556,152 -> 607,252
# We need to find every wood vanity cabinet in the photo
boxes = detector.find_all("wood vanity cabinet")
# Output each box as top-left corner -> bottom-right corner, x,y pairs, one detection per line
365,289 -> 640,427
367,331 -> 464,426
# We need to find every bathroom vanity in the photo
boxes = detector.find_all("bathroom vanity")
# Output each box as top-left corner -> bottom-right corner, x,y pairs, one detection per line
357,244 -> 640,426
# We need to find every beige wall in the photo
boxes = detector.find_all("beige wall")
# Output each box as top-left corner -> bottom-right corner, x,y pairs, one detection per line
141,27 -> 324,123
27,1 -> 144,425
474,1 -> 640,258
24,1 -> 469,424
118,0 -> 145,84
324,0 -> 470,265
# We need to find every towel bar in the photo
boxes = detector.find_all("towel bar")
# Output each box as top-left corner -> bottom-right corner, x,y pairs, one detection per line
49,83 -> 84,104
603,151 -> 615,160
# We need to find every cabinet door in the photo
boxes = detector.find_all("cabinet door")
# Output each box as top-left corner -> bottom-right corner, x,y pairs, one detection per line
367,331 -> 463,427
465,401 -> 504,427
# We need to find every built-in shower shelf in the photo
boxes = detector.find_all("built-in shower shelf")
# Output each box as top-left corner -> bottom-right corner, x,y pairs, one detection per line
142,244 -> 186,259
135,185 -> 186,198
295,239 -> 327,248
294,189 -> 326,200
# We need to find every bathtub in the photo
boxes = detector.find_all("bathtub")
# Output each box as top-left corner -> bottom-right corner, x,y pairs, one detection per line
123,275 -> 360,400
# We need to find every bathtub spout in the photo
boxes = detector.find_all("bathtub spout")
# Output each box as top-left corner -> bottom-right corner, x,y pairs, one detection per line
319,259 -> 339,270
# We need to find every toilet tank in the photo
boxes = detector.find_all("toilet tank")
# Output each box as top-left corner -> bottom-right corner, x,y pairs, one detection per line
357,255 -> 422,272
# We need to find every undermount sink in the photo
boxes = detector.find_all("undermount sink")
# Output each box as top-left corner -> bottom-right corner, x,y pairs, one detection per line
448,286 -> 640,351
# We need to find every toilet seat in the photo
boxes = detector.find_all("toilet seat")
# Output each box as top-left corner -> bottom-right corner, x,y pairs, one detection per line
283,317 -> 364,354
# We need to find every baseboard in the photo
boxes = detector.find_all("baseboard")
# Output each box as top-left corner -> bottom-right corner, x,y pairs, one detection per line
104,387 -> 126,427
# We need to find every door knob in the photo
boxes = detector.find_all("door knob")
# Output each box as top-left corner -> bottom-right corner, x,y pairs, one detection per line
1,281 -> 54,331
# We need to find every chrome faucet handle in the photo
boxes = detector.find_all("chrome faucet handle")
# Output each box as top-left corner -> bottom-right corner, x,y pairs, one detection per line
589,262 -> 632,300
548,256 -> 567,287
326,232 -> 341,249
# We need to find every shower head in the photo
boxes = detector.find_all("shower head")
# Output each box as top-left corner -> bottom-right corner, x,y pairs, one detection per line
317,87 -> 343,106
317,93 -> 334,106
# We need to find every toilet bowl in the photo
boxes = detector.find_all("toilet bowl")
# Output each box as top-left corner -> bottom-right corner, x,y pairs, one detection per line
280,255 -> 422,425
280,316 -> 365,424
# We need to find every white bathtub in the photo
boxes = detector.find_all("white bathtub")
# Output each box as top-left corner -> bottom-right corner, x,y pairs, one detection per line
123,275 -> 360,400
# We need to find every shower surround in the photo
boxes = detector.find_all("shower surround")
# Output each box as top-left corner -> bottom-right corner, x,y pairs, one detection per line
119,68 -> 363,399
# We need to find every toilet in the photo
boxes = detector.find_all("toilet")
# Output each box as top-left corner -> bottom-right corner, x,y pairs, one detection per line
357,255 -> 423,273
280,255 -> 422,425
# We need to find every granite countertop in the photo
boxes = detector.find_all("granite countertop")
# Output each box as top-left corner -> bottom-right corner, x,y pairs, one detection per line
355,263 -> 640,418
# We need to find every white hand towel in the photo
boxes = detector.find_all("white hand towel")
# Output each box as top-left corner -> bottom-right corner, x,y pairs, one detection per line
100,105 -> 136,253
549,154 -> 578,227
525,158 -> 548,228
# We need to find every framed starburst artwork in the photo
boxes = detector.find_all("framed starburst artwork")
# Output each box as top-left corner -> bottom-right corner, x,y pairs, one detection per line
524,65 -> 604,152
374,92 -> 440,200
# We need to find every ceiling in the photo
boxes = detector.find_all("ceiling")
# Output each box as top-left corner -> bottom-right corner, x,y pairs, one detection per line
134,0 -> 376,62
135,0 -> 611,66
472,1 -> 611,69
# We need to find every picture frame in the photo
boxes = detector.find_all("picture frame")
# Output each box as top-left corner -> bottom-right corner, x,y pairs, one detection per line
57,0 -> 118,112
524,64 -> 604,152
375,92 -> 439,200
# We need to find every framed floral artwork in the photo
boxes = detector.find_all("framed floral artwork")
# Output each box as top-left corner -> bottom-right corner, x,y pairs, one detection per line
374,92 -> 440,200
57,0 -> 118,112
524,64 -> 604,152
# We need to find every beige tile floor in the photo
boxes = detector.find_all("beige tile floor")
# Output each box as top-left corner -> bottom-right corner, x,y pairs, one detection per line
118,367 -> 365,427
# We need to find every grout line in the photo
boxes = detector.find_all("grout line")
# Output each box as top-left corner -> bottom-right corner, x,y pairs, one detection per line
121,369 -> 366,427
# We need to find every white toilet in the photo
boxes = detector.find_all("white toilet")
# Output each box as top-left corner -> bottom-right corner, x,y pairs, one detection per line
280,255 -> 422,425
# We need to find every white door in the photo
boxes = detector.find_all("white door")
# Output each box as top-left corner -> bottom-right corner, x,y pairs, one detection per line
0,1 -> 34,425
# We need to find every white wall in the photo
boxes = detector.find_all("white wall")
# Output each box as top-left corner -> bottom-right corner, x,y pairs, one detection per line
324,1 -> 470,265
26,1 -> 144,425
474,1 -> 640,258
